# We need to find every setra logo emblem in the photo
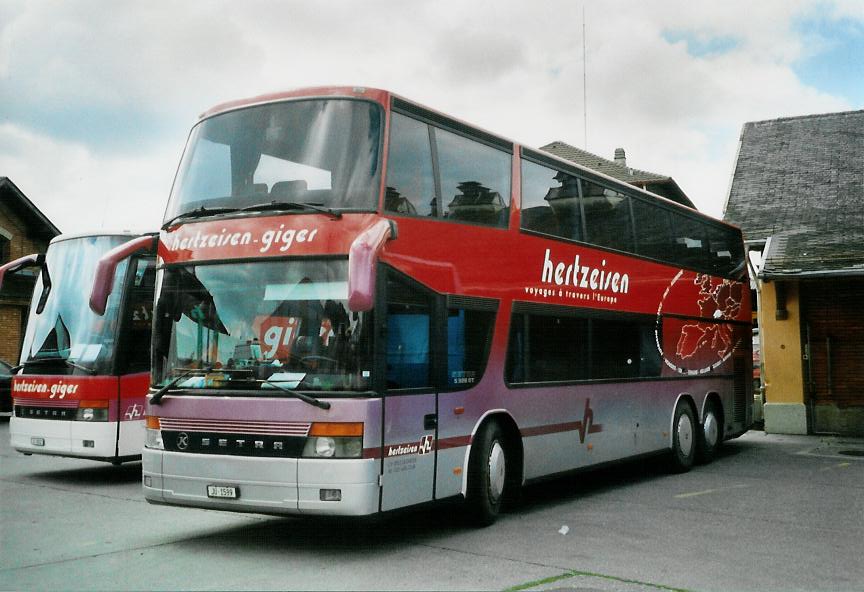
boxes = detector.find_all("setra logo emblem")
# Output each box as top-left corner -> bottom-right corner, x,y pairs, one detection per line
418,435 -> 434,455
176,432 -> 190,450
124,404 -> 143,420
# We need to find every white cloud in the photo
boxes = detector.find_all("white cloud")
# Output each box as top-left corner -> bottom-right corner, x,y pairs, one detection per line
0,124 -> 175,234
0,0 -> 861,226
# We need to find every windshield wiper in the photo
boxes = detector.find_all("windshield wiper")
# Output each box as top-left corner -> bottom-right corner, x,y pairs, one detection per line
16,357 -> 96,375
150,368 -> 211,405
260,378 -> 331,410
150,368 -> 331,409
240,201 -> 342,220
162,206 -> 241,229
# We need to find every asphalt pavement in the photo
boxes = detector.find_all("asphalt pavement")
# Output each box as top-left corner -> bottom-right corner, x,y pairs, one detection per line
1,418 -> 862,591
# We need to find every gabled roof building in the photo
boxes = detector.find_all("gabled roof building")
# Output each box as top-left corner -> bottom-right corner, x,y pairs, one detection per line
541,141 -> 695,209
0,178 -> 60,364
724,110 -> 864,436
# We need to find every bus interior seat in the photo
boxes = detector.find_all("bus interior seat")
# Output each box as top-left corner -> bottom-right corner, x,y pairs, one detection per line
271,180 -> 309,200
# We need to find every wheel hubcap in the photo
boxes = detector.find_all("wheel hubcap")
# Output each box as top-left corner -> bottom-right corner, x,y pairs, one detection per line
703,411 -> 718,448
487,441 -> 506,503
677,414 -> 693,457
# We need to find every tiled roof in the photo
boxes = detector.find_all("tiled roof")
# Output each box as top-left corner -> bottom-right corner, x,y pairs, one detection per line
0,177 -> 61,238
723,110 -> 864,278
541,141 -> 665,182
540,141 -> 694,208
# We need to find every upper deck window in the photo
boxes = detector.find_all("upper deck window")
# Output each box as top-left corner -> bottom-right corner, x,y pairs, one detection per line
165,99 -> 382,224
520,151 -> 746,280
385,111 -> 511,228
581,180 -> 635,253
521,159 -> 584,242
384,113 -> 435,217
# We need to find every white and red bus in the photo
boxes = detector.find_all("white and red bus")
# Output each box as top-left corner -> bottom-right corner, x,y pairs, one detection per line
94,87 -> 751,523
0,232 -> 155,464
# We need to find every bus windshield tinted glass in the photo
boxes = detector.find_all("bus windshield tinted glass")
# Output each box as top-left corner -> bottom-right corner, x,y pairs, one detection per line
152,260 -> 373,393
20,236 -> 132,376
164,99 -> 382,223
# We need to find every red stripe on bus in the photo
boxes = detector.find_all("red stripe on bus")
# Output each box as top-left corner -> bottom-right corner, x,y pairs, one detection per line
362,434 -> 472,459
437,435 -> 472,449
521,421 -> 585,437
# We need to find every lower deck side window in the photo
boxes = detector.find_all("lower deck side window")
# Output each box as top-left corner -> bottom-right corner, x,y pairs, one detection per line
506,307 -> 661,384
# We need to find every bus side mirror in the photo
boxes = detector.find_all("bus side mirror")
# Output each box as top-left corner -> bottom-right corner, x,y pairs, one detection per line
348,219 -> 397,312
89,235 -> 157,315
0,253 -> 51,313
0,253 -> 41,292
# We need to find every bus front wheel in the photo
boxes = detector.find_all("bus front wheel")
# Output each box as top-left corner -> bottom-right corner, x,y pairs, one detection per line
669,400 -> 696,473
466,422 -> 507,527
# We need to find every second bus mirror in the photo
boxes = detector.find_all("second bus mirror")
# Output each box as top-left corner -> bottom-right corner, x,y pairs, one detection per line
90,235 -> 157,315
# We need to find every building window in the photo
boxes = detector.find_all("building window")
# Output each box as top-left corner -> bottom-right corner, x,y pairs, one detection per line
0,237 -> 10,264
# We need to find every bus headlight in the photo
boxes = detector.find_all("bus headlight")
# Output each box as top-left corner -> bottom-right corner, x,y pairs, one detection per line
145,416 -> 164,450
302,422 -> 363,459
76,401 -> 108,422
315,437 -> 336,457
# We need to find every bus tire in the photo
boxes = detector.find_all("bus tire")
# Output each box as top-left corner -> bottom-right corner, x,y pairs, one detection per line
697,399 -> 723,464
669,400 -> 696,473
466,421 -> 508,527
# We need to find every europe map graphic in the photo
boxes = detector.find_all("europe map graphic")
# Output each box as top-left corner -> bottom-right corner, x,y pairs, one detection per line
676,274 -> 743,363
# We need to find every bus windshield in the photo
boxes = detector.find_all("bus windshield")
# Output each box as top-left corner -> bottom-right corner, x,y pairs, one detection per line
152,260 -> 373,393
164,99 -> 383,224
20,236 -> 132,376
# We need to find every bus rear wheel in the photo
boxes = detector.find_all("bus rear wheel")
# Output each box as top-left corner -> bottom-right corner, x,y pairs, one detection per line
466,422 -> 508,527
697,399 -> 723,464
669,400 -> 696,473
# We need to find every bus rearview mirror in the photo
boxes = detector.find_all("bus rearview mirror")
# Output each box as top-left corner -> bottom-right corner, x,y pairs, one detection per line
347,219 -> 396,312
89,235 -> 157,315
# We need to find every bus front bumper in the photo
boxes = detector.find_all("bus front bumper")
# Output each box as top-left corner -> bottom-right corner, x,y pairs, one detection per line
142,448 -> 380,516
10,416 -> 119,459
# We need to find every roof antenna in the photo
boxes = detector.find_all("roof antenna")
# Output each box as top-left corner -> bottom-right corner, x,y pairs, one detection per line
582,3 -> 588,150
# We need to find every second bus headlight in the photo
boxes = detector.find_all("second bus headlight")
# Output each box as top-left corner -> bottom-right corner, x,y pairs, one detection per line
302,423 -> 363,459
76,400 -> 109,422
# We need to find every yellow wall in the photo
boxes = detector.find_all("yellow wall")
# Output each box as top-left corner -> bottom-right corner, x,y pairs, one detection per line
760,280 -> 805,405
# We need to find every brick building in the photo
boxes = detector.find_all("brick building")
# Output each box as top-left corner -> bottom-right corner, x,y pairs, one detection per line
0,178 -> 61,363
724,110 -> 864,436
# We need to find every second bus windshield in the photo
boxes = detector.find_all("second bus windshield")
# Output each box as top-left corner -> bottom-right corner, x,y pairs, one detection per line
20,236 -> 152,376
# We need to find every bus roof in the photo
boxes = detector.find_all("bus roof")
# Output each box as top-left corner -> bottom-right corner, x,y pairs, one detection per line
49,231 -> 149,246
199,86 -> 391,120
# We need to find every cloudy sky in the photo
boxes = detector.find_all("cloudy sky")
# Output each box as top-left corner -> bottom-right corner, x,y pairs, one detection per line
1,0 -> 862,234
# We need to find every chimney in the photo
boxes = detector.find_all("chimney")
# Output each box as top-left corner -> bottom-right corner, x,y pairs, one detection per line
614,147 -> 626,167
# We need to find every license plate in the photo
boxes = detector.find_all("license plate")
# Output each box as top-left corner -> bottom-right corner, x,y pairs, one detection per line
31,437 -> 45,446
207,485 -> 239,499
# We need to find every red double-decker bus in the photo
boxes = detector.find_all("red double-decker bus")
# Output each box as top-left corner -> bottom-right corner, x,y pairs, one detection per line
95,87 -> 751,523
0,232 -> 155,464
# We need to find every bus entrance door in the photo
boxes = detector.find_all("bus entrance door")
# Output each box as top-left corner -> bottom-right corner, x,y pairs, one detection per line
379,273 -> 437,511
380,394 -> 437,511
